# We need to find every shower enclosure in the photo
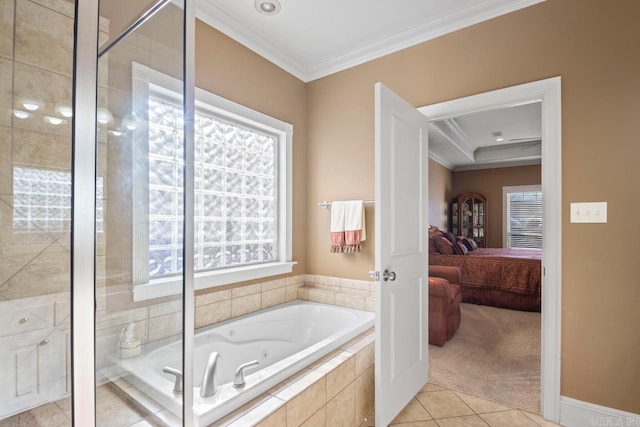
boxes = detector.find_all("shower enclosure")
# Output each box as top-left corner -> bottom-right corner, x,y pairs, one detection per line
1,0 -> 195,425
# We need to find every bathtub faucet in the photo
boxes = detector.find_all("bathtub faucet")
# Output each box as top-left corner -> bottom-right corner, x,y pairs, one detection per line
162,367 -> 183,394
200,351 -> 221,398
233,360 -> 260,388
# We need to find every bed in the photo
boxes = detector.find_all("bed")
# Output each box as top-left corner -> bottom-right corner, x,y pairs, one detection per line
429,229 -> 541,312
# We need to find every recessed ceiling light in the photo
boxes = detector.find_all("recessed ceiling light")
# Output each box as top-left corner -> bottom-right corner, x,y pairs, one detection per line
97,108 -> 114,125
254,0 -> 281,15
56,103 -> 73,118
496,137 -> 504,142
45,116 -> 64,125
13,110 -> 31,119
23,102 -> 40,111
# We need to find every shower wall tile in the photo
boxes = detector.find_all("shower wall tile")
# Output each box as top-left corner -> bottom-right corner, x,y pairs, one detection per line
0,126 -> 11,195
12,128 -> 71,170
29,0 -> 74,19
0,0 -> 13,59
15,0 -> 74,76
0,242 -> 70,300
0,58 -> 11,127
12,63 -> 72,138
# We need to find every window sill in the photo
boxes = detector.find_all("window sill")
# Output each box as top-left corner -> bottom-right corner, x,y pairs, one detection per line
133,261 -> 297,302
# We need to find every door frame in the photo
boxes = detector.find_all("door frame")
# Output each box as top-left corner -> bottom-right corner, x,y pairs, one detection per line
418,77 -> 562,422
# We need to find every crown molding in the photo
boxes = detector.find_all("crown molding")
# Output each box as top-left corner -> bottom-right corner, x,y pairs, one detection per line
197,0 -> 545,82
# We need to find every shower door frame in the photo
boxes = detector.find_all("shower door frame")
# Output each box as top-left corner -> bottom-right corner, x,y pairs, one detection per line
71,0 -> 196,425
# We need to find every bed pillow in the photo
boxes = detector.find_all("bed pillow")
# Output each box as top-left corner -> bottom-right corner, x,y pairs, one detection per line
459,238 -> 475,251
434,236 -> 455,255
454,241 -> 468,255
467,238 -> 478,249
442,231 -> 457,245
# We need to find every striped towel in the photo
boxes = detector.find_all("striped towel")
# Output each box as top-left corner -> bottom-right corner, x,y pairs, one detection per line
330,200 -> 366,253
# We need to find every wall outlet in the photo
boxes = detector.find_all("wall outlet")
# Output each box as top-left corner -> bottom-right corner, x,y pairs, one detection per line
570,202 -> 607,223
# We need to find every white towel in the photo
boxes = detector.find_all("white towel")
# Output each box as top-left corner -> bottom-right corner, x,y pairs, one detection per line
330,200 -> 366,253
330,201 -> 346,252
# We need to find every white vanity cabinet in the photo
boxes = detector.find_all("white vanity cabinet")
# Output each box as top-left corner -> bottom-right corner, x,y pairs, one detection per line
0,296 -> 68,420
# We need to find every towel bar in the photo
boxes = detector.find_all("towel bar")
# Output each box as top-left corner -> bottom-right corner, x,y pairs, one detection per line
319,200 -> 375,208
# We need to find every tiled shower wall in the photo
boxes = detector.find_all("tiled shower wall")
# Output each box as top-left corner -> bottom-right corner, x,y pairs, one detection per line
0,0 -> 108,418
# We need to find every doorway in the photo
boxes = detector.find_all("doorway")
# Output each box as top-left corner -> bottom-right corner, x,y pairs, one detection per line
418,77 -> 562,422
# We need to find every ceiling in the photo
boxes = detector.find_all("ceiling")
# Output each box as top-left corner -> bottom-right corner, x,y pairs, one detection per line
428,102 -> 542,171
194,0 -> 544,171
196,0 -> 544,82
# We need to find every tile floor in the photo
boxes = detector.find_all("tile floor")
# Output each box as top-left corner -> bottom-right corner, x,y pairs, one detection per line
0,382 -> 561,427
361,383 -> 560,427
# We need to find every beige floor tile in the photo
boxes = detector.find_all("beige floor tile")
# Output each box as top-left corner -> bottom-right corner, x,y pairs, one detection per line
416,390 -> 474,419
95,384 -> 146,427
520,410 -> 562,426
389,421 -> 438,427
420,383 -> 446,392
420,382 -> 445,392
480,410 -> 539,427
455,392 -> 510,414
435,414 -> 490,427
359,410 -> 375,427
392,397 -> 433,423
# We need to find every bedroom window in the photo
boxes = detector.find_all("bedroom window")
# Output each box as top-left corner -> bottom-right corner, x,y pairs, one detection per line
131,63 -> 294,301
503,185 -> 542,250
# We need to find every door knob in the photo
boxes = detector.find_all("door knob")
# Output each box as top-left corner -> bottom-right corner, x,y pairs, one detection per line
368,270 -> 380,281
382,269 -> 396,281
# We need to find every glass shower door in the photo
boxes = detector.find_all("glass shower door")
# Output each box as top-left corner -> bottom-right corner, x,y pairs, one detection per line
0,0 -> 76,423
94,1 -> 190,425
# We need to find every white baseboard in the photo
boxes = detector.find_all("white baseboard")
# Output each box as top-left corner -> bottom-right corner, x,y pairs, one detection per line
560,396 -> 640,427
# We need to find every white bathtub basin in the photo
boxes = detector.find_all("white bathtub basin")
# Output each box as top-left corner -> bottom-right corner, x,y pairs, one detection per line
116,300 -> 374,426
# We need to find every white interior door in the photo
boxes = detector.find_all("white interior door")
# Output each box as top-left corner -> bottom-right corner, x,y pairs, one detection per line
374,83 -> 430,426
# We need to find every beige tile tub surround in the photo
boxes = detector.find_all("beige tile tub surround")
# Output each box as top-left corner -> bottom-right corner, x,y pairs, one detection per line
213,329 -> 375,427
195,275 -> 305,329
300,275 -> 375,312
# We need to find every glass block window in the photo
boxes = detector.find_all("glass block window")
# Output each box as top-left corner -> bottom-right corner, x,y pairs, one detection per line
13,167 -> 103,234
505,186 -> 542,250
148,94 -> 278,278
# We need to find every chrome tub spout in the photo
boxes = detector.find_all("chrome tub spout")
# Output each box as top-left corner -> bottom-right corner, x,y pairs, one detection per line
200,351 -> 221,398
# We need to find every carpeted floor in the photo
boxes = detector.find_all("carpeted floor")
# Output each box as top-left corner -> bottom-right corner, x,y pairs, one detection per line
429,302 -> 541,413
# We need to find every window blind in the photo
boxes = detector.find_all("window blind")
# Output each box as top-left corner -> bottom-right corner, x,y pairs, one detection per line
507,191 -> 542,249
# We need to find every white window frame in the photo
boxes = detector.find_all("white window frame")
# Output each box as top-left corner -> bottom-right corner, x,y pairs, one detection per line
502,184 -> 542,250
131,63 -> 294,301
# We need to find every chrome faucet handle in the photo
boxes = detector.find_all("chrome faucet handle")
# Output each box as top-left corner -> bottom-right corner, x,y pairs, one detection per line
162,367 -> 183,394
233,360 -> 260,388
200,351 -> 221,398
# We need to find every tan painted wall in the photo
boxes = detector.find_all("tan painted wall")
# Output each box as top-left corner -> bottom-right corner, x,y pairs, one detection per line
428,159 -> 453,230
306,0 -> 640,413
452,165 -> 541,248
